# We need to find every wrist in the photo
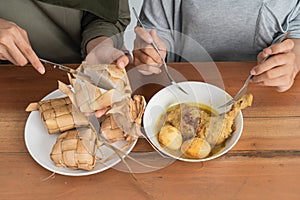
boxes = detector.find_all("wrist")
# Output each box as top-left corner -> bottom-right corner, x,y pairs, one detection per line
86,36 -> 114,54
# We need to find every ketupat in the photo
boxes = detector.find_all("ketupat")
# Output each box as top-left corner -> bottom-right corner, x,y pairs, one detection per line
60,62 -> 146,141
26,97 -> 89,134
50,127 -> 99,170
101,95 -> 146,142
26,62 -> 146,171
59,62 -> 132,114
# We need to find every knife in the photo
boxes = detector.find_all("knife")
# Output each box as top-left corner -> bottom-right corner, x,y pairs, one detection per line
39,58 -> 91,80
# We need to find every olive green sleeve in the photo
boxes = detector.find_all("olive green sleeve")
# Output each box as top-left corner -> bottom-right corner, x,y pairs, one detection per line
80,0 -> 130,58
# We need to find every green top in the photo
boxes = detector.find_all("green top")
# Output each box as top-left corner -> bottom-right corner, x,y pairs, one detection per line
37,0 -> 119,22
0,0 -> 130,62
37,0 -> 130,57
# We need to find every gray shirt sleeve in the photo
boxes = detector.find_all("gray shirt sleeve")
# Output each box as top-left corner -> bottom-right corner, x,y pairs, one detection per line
271,2 -> 300,43
287,3 -> 300,39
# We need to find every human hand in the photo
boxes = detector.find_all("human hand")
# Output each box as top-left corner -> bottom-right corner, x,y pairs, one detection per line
0,18 -> 45,74
133,26 -> 167,75
85,37 -> 129,118
85,36 -> 129,69
251,39 -> 298,92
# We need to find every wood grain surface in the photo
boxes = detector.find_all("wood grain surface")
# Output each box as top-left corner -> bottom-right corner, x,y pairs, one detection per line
0,62 -> 299,200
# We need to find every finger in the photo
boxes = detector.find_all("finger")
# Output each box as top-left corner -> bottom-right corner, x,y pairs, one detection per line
95,107 -> 109,118
134,37 -> 159,62
14,33 -> 45,74
138,69 -> 155,75
137,64 -> 162,74
251,65 -> 288,83
139,44 -> 164,64
86,47 -> 125,65
19,45 -> 45,74
276,84 -> 293,92
134,26 -> 153,44
253,75 -> 293,93
257,52 -> 264,64
110,48 -> 126,62
134,57 -> 162,74
268,39 -> 294,55
2,26 -> 45,73
116,55 -> 129,69
133,34 -> 147,50
0,44 -> 18,65
3,39 -> 28,66
150,29 -> 166,50
252,73 -> 292,87
260,48 -> 273,61
134,49 -> 158,65
251,54 -> 287,75
150,29 -> 167,62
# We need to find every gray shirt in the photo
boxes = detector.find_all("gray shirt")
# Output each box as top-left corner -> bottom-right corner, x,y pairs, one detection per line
140,0 -> 300,62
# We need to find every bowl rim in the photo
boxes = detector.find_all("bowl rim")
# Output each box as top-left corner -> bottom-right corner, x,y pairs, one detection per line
142,81 -> 243,162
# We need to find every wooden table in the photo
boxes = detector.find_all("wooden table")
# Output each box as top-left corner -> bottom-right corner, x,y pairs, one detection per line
1,62 -> 300,200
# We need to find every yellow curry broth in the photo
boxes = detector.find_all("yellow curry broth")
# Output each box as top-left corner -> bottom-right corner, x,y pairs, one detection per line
156,102 -> 227,159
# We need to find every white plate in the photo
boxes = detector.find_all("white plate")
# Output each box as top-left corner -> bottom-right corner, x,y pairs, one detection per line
24,89 -> 137,176
143,81 -> 243,162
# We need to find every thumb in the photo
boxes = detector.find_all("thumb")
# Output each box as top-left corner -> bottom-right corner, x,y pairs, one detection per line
134,26 -> 153,44
116,55 -> 130,69
111,48 -> 126,62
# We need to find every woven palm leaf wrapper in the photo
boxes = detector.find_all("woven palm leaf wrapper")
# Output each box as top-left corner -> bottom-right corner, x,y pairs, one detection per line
26,62 -> 146,171
101,95 -> 146,143
26,95 -> 99,171
59,62 -> 146,143
26,97 -> 89,134
50,127 -> 99,171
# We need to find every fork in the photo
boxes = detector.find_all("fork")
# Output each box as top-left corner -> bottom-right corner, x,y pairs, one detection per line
132,7 -> 188,95
218,32 -> 290,109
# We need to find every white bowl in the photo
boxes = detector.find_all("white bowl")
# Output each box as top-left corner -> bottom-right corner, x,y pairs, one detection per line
143,81 -> 243,162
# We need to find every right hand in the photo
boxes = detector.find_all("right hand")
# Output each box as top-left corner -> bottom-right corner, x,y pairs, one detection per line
133,26 -> 167,75
86,36 -> 130,69
0,18 -> 45,74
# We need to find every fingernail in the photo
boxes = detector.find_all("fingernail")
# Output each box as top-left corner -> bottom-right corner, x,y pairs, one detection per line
250,69 -> 256,75
118,61 -> 125,69
38,67 -> 45,74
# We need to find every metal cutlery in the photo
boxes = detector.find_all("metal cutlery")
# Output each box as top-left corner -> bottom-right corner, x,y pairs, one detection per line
132,7 -> 188,95
218,32 -> 291,109
39,58 -> 91,80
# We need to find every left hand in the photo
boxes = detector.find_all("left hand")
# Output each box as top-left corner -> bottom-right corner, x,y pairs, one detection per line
85,36 -> 130,69
251,39 -> 298,92
85,36 -> 130,118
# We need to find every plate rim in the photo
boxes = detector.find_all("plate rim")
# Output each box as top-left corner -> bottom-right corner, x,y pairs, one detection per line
24,89 -> 137,176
